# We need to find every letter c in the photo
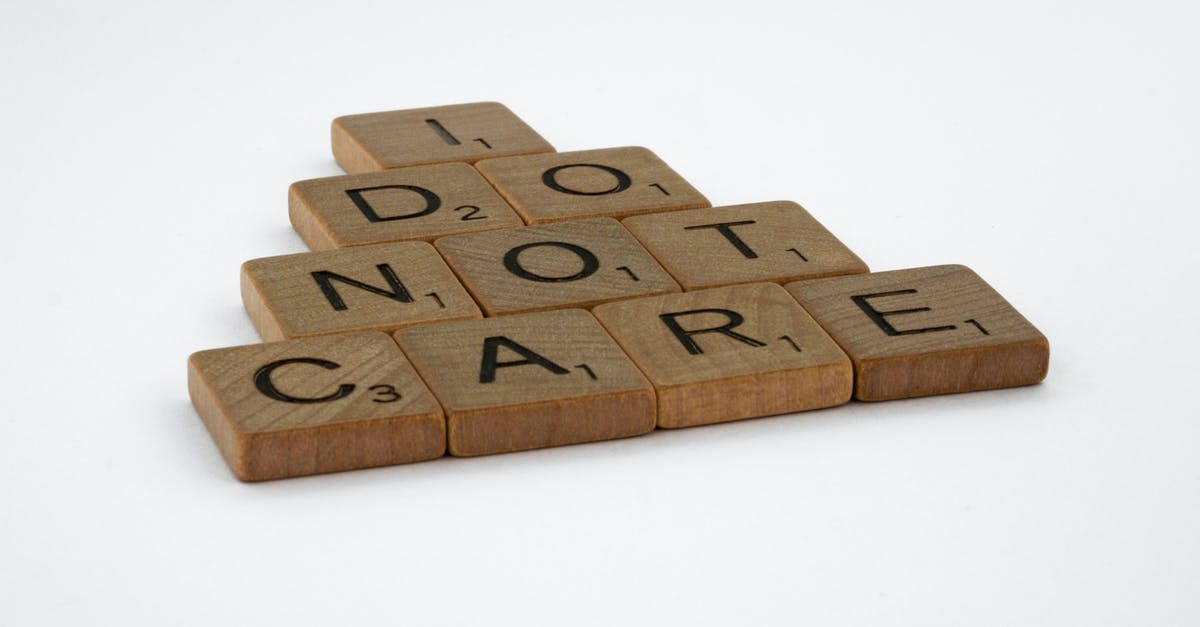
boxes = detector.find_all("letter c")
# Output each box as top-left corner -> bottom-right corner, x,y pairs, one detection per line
253,358 -> 356,404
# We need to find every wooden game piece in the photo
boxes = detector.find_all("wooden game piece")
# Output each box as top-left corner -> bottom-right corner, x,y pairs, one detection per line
621,201 -> 869,290
289,163 -> 525,250
187,332 -> 446,481
434,217 -> 680,316
393,309 -> 656,456
592,283 -> 853,428
332,102 -> 554,172
241,241 -> 480,341
474,146 -> 710,224
785,265 -> 1049,401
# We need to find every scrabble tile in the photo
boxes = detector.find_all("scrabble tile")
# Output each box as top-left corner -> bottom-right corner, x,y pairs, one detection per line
242,241 -> 480,341
332,102 -> 554,173
393,309 -> 655,456
622,201 -> 869,290
474,146 -> 710,224
592,283 -> 853,428
289,163 -> 524,250
434,217 -> 680,316
786,265 -> 1049,401
188,332 -> 445,481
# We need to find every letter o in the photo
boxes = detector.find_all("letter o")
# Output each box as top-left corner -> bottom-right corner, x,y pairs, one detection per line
503,241 -> 600,283
541,163 -> 632,196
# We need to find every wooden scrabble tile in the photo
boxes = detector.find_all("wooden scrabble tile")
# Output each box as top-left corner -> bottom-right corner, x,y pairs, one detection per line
592,283 -> 852,428
393,309 -> 655,456
434,217 -> 680,316
622,201 -> 869,290
188,332 -> 445,481
332,102 -> 554,173
289,163 -> 524,250
474,146 -> 710,224
242,241 -> 480,341
786,265 -> 1049,401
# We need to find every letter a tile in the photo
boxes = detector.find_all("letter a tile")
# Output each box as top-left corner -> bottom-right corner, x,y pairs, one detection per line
289,163 -> 524,250
188,332 -> 445,481
434,218 -> 680,316
592,283 -> 853,428
332,102 -> 554,172
394,310 -> 656,456
242,241 -> 481,341
622,201 -> 869,290
475,146 -> 710,224
786,265 -> 1050,401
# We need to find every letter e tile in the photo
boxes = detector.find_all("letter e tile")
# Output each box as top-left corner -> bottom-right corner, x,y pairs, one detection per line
786,265 -> 1050,401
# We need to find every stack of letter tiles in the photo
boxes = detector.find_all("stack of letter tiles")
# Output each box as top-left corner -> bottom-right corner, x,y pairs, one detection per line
187,102 -> 1050,481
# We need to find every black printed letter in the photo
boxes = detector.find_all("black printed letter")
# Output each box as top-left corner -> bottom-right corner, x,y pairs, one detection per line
253,358 -> 356,403
683,220 -> 759,259
479,336 -> 570,383
503,241 -> 600,282
311,264 -> 414,311
658,308 -> 767,355
541,163 -> 632,196
851,289 -> 958,336
343,185 -> 442,222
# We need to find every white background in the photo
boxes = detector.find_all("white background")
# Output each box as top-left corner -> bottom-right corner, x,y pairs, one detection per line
2,1 -> 1197,625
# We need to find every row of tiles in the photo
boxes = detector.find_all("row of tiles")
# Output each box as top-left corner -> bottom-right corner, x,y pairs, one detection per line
295,144 -> 715,250
192,270 -> 1050,481
248,205 -> 867,341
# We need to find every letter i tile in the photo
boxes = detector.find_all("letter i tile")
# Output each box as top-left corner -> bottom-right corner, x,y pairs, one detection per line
332,102 -> 554,172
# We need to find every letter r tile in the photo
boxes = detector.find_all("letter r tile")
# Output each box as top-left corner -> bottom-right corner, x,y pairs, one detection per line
786,265 -> 1050,401
187,332 -> 445,481
393,309 -> 656,456
592,283 -> 852,428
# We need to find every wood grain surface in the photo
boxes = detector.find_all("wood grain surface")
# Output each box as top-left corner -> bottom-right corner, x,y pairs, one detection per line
187,332 -> 445,481
474,146 -> 710,224
592,282 -> 852,428
241,241 -> 481,341
434,217 -> 680,316
332,102 -> 554,173
394,309 -> 656,456
786,265 -> 1050,401
622,201 -> 869,290
289,162 -> 524,250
